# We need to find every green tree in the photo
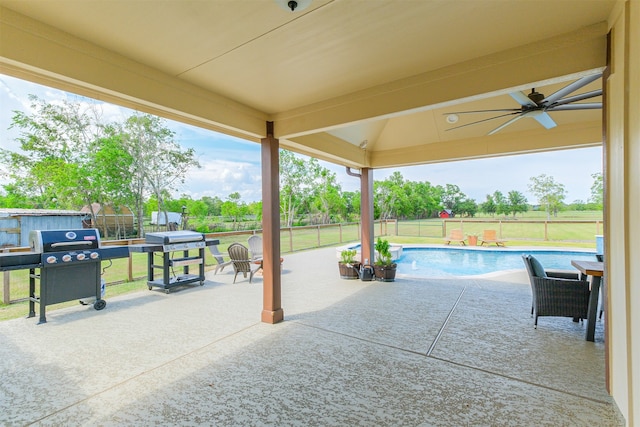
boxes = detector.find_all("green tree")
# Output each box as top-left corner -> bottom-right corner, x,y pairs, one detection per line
339,191 -> 361,222
247,201 -> 262,221
590,172 -> 603,209
507,190 -> 528,218
375,172 -> 410,219
1,94 -> 106,209
480,194 -> 497,216
280,150 -> 314,227
406,180 -> 441,218
311,167 -> 344,224
493,191 -> 510,217
458,198 -> 478,217
221,192 -> 247,229
121,114 -> 200,235
201,196 -> 223,216
528,174 -> 566,219
439,184 -> 469,216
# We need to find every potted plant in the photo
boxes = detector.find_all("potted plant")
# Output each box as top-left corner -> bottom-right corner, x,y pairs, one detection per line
467,233 -> 479,246
338,249 -> 361,279
373,237 -> 397,282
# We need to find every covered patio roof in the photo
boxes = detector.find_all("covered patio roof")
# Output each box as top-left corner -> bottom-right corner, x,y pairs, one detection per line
0,0 -> 615,167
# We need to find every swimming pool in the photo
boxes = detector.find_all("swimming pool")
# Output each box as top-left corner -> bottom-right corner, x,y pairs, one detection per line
396,247 -> 596,277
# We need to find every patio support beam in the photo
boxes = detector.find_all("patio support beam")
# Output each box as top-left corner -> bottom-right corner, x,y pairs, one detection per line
260,122 -> 284,324
360,168 -> 374,266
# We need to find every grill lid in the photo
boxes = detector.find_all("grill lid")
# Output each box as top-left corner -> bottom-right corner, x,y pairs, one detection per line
29,229 -> 101,253
145,230 -> 205,245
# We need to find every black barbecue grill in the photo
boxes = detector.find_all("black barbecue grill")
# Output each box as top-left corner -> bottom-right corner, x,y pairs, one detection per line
0,229 -> 129,323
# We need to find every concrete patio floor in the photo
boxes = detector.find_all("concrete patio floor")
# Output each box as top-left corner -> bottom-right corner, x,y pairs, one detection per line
0,247 -> 624,426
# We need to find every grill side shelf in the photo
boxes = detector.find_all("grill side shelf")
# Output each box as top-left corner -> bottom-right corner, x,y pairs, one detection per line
0,252 -> 42,271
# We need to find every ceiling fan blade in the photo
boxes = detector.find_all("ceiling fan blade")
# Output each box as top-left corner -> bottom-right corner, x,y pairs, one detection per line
487,115 -> 526,135
444,108 -> 521,114
444,112 -> 520,132
541,73 -> 602,105
509,91 -> 537,108
550,90 -> 602,106
549,103 -> 602,111
533,112 -> 557,129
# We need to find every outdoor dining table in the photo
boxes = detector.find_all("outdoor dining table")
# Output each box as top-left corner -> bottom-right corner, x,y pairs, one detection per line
571,260 -> 604,342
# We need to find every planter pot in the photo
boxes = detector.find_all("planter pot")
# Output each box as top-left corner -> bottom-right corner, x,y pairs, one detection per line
467,235 -> 478,246
374,264 -> 397,282
339,262 -> 361,279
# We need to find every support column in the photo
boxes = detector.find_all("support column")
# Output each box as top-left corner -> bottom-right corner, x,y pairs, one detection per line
261,122 -> 284,324
360,168 -> 374,265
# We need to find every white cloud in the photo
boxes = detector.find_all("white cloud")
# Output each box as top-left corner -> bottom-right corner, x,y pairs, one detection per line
178,159 -> 262,202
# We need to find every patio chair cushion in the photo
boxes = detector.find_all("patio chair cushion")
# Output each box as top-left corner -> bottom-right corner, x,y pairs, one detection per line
529,255 -> 547,278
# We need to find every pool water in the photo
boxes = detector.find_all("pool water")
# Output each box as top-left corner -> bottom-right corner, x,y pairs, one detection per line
396,247 -> 596,277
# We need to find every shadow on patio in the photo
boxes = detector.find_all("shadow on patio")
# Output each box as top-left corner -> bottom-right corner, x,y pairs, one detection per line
0,247 -> 622,426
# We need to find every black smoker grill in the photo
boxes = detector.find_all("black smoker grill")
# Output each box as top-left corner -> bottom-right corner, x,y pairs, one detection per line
0,229 -> 129,324
130,230 -> 218,293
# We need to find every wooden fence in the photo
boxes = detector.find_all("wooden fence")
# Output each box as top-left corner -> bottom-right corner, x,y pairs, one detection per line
1,218 -> 601,305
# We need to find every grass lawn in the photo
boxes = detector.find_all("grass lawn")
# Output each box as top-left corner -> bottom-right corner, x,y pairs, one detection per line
0,279 -> 147,322
0,213 -> 600,322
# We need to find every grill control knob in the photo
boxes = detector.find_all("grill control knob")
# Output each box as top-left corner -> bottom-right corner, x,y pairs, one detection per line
62,254 -> 72,262
90,252 -> 99,259
46,256 -> 58,264
77,253 -> 86,261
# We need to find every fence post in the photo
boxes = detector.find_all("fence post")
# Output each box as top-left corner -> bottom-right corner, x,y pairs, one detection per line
339,223 -> 343,243
544,221 -> 548,241
289,228 -> 293,253
127,239 -> 134,282
3,248 -> 9,304
499,220 -> 503,238
395,219 -> 398,236
317,226 -> 321,247
596,220 -> 601,235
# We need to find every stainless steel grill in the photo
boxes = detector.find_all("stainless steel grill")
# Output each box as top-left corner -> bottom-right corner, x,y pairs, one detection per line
130,230 -> 218,293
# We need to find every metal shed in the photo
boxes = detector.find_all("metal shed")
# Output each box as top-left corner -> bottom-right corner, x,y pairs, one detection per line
0,208 -> 88,248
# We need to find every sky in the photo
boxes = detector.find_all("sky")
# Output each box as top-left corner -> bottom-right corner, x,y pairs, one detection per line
0,73 -> 603,205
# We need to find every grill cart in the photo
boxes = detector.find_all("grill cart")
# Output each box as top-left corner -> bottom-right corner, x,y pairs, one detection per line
130,231 -> 219,293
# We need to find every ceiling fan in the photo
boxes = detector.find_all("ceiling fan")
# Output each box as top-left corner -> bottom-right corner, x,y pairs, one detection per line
445,73 -> 602,135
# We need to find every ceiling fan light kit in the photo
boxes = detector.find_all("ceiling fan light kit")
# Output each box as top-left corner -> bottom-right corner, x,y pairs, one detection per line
445,73 -> 603,135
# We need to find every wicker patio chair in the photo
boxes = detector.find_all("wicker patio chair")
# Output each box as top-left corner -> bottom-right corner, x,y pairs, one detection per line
522,254 -> 590,328
227,243 -> 260,284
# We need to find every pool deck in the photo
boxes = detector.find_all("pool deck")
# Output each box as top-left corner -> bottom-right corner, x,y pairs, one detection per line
0,247 -> 623,426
